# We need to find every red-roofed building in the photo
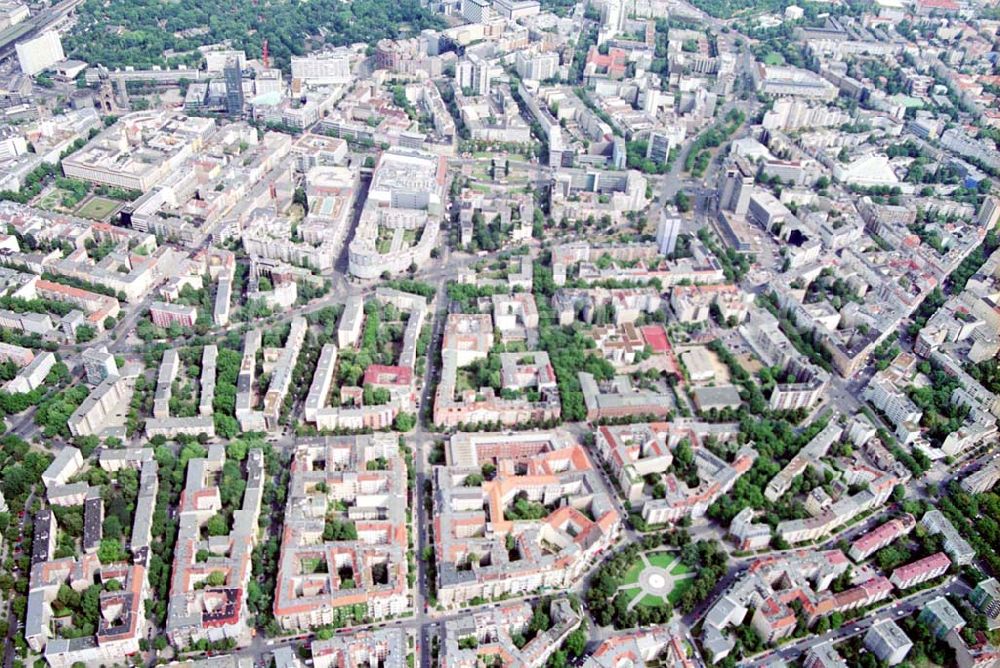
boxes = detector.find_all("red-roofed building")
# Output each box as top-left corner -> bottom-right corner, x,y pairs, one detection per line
363,364 -> 413,387
584,47 -> 627,80
890,552 -> 951,589
751,597 -> 797,643
916,0 -> 959,15
849,513 -> 916,562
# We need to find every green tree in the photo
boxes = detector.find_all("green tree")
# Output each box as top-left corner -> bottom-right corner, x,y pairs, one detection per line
393,412 -> 416,431
564,628 -> 586,657
674,190 -> 692,213
102,515 -> 123,540
206,514 -> 228,536
75,325 -> 95,343
97,539 -> 126,564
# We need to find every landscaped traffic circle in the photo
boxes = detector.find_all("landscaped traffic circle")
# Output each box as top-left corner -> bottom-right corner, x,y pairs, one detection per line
618,551 -> 696,610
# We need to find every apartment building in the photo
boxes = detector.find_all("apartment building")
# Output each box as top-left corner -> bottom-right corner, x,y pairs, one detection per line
776,470 -> 898,545
579,372 -> 675,422
304,292 -> 425,431
670,284 -> 750,325
82,346 -> 118,385
68,365 -> 138,437
62,111 -> 215,191
145,346 -> 216,439
348,148 -> 446,279
26,500 -> 151,667
730,508 -> 773,551
962,456 -> 1000,494
234,329 -> 266,432
310,629 -> 407,668
864,619 -> 913,666
764,423 -> 842,502
41,447 -> 83,489
263,317 -> 307,430
889,552 -> 951,589
273,435 -> 410,630
922,510 -> 976,566
435,341 -> 561,428
149,301 -> 197,329
768,358 -> 830,412
582,625 -> 701,668
595,418 -> 757,524
38,561 -> 150,667
433,431 -> 619,608
33,279 -> 120,327
849,513 -> 916,562
441,599 -> 581,668
919,596 -> 966,640
970,578 -> 1000,623
702,550 -> 890,661
5,350 -> 55,394
166,446 -> 264,648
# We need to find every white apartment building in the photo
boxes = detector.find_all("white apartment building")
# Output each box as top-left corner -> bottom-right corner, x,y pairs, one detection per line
515,51 -> 559,82
15,30 -> 64,76
291,50 -> 353,87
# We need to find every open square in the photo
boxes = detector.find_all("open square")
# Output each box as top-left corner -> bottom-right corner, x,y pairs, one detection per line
617,551 -> 696,610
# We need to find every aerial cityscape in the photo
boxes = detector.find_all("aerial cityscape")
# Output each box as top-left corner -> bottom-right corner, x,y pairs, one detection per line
0,0 -> 999,666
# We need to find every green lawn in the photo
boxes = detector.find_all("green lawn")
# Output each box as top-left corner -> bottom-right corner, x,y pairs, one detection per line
620,585 -> 640,599
667,576 -> 694,605
638,593 -> 668,608
76,196 -> 119,221
647,552 -> 677,569
671,561 -> 691,576
37,189 -> 69,211
763,51 -> 785,66
621,551 -> 690,607
622,559 -> 644,586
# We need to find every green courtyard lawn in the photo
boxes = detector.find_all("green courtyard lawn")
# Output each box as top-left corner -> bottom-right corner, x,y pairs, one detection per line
76,196 -> 120,221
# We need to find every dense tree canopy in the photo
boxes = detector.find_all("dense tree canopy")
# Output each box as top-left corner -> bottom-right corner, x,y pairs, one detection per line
66,0 -> 445,71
